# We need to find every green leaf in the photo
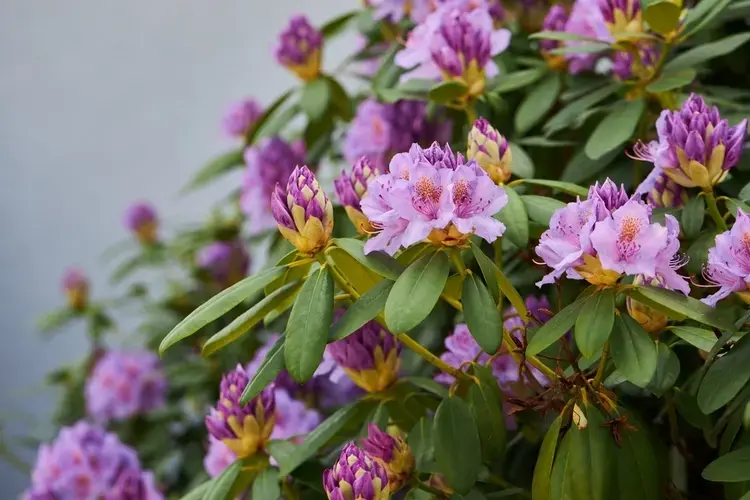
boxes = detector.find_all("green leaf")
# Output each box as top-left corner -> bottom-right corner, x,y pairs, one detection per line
683,0 -> 735,37
643,0 -> 682,35
531,414 -> 563,500
470,243 -> 527,318
201,281 -> 301,357
385,251 -> 450,332
610,314 -> 658,387
495,186 -> 529,249
246,89 -> 295,144
529,30 -> 608,43
468,365 -> 507,464
515,73 -> 561,135
240,336 -> 285,405
408,417 -> 435,470
681,196 -> 705,239
560,147 -> 620,184
284,267 -> 334,382
428,81 -> 469,104
508,142 -> 534,178
516,137 -> 578,147
488,68 -> 546,94
521,195 -> 566,226
433,396 -> 482,494
177,480 -> 213,500
585,99 -> 645,160
326,247 -> 383,295
622,285 -> 735,331
158,267 -> 284,354
647,343 -> 680,397
181,149 -> 244,193
320,11 -> 357,38
252,467 -> 281,500
568,406 -> 616,500
333,238 -> 404,280
665,32 -> 750,72
698,335 -> 750,414
575,289 -> 616,358
548,43 -> 609,55
463,273 -> 504,353
668,326 -> 716,351
527,299 -> 586,356
515,179 -> 589,198
204,460 -> 242,500
545,83 -> 620,134
549,430 -> 575,499
703,447 -> 750,482
646,68 -> 696,93
331,279 -> 393,340
325,76 -> 354,121
300,78 -> 331,120
614,413 -> 663,499
36,308 -> 76,333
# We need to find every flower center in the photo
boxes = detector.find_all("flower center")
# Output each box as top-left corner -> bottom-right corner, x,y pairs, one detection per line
619,215 -> 641,242
453,179 -> 470,205
416,176 -> 442,203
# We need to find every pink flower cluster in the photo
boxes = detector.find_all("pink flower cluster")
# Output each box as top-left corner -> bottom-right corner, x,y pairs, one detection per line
361,142 -> 508,255
702,209 -> 750,306
535,179 -> 689,294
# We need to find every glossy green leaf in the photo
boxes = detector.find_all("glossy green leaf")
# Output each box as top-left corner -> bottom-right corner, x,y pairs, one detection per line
331,279 -> 393,340
643,0 -> 682,35
668,326 -> 716,351
569,406 -> 616,500
698,335 -> 750,414
408,417 -> 435,470
181,149 -> 244,193
703,447 -> 750,482
468,365 -> 507,463
240,336 -> 285,405
575,289 -> 616,358
488,68 -> 546,94
646,68 -> 696,93
532,414 -> 563,500
615,413 -> 663,499
252,467 -> 281,500
521,195 -> 566,227
320,11 -> 357,38
549,432 -> 575,499
515,179 -> 588,198
666,32 -> 750,71
515,73 -> 561,135
610,314 -> 658,387
560,147 -> 620,184
433,396 -> 482,494
471,243 -> 527,318
681,196 -> 705,239
647,343 -> 680,397
495,186 -> 529,249
544,83 -> 620,134
585,99 -> 645,160
683,0 -> 735,37
177,480 -> 213,500
284,267 -> 334,382
527,299 -> 586,356
246,89 -> 295,144
327,247 -> 382,295
300,78 -> 331,120
428,81 -> 469,104
159,267 -> 284,354
385,251 -> 450,332
548,43 -> 609,55
508,142 -> 535,178
333,238 -> 404,280
204,460 -> 242,500
529,30 -> 608,43
463,273 -> 504,354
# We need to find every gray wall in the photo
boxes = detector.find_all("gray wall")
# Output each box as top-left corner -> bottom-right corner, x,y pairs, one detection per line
0,0 -> 353,494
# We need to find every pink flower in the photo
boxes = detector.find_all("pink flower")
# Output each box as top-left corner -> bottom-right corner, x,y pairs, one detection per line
204,437 -> 236,478
702,209 -> 750,306
450,162 -> 507,241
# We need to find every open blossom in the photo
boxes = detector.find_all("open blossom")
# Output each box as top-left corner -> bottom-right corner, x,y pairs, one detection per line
335,157 -> 383,234
323,443 -> 389,500
124,202 -> 158,245
467,117 -> 512,184
222,98 -> 263,138
275,15 -> 322,82
62,268 -> 89,311
242,137 -> 306,233
371,0 -> 438,23
197,240 -> 250,288
361,143 -> 507,255
85,350 -> 167,423
271,389 -> 322,441
633,93 -> 748,189
25,421 -> 162,500
702,209 -> 750,306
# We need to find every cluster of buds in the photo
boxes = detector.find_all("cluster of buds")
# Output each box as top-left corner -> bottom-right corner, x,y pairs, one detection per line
205,365 -> 276,459
62,268 -> 89,311
196,240 -> 250,289
361,424 -> 415,492
275,15 -> 323,82
323,443 -> 390,500
123,202 -> 159,245
272,166 -> 334,255
335,157 -> 382,235
466,118 -> 512,184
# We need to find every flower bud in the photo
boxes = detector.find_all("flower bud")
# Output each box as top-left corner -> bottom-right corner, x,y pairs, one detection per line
588,179 -> 629,212
123,202 -> 158,245
539,5 -> 569,70
647,170 -> 688,208
222,98 -> 263,138
361,424 -> 414,492
327,320 -> 400,393
334,157 -> 382,235
627,274 -> 669,334
197,240 -> 250,289
62,268 -> 89,311
205,365 -> 276,459
275,15 -> 323,82
323,443 -> 389,500
272,166 -> 334,255
467,118 -> 512,184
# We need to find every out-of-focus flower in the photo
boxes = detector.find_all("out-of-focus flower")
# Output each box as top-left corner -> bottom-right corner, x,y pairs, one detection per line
503,295 -> 553,337
62,268 -> 89,311
124,202 -> 159,245
612,44 -> 659,81
466,117 -> 512,184
627,274 -> 669,333
271,389 -> 322,442
204,437 -> 236,478
562,0 -> 611,73
85,350 -> 167,423
371,0 -> 435,23
222,98 -> 263,138
197,240 -> 250,288
702,209 -> 750,306
275,15 -> 323,82
361,424 -> 414,492
639,169 -> 688,208
271,166 -> 334,255
242,137 -> 307,233
632,93 -> 748,189
600,0 -> 642,38
205,365 -> 276,459
327,319 -> 401,393
335,157 -> 383,234
323,443 -> 390,500
24,421 -> 162,500
539,5 -> 569,70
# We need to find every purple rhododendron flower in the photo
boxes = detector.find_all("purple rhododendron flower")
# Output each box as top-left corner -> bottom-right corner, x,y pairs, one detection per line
563,0 -> 611,73
270,389 -> 322,442
222,98 -> 263,138
203,437 -> 236,479
275,15 -> 323,82
123,202 -> 158,244
702,209 -> 750,306
323,443 -> 389,500
540,5 -> 569,53
372,0 -> 439,23
85,350 -> 167,423
638,168 -> 688,208
197,240 -> 250,288
612,44 -> 659,81
503,296 -> 553,337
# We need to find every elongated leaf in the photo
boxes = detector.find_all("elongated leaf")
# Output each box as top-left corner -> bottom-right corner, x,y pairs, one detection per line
469,366 -> 507,463
561,147 -> 620,184
333,238 -> 404,280
178,480 -> 213,500
549,432 -> 575,499
549,43 -> 609,55
646,68 -> 696,93
575,289 -> 616,358
683,0 -> 735,37
516,73 -> 561,134
668,326 -> 716,351
703,447 -> 750,482
433,397 -> 482,494
647,343 -> 680,397
509,142 -> 534,178
240,336 -> 285,405
527,299 -> 586,356
385,251 -> 450,332
204,460 -> 241,500
488,68 -> 546,94
284,267 -> 334,382
516,179 -> 588,198
545,83 -> 620,134
327,247 -> 382,295
697,335 -> 750,414
569,406 -> 615,500
36,308 -> 76,333
202,281 -> 301,356
665,33 -> 750,71
615,413 -> 663,499
522,195 -> 566,226
326,76 -> 354,121
470,243 -> 527,318
246,89 -> 295,144
331,280 -> 393,340
681,196 -> 705,239
320,11 -> 357,38
428,81 -> 469,104
532,414 -> 563,500
300,78 -> 331,120
252,467 -> 281,500
529,30 -> 607,43
610,314 -> 658,387
408,417 -> 435,470
496,186 -> 529,248
585,99 -> 644,160
463,273 -> 504,353
182,149 -> 244,193
159,267 -> 283,354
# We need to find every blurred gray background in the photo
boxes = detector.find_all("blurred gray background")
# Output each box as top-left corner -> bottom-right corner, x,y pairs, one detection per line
0,0 -> 353,494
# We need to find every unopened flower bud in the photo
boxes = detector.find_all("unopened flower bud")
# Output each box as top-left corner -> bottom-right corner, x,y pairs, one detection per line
334,157 -> 382,235
62,268 -> 89,311
275,15 -> 323,82
361,424 -> 414,492
467,118 -> 512,184
123,202 -> 158,245
323,443 -> 389,500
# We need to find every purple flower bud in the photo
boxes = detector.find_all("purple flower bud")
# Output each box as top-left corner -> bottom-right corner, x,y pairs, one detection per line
612,44 -> 659,81
85,350 -> 167,423
335,157 -> 383,235
588,179 -> 629,212
467,117 -> 512,183
323,443 -> 389,500
123,202 -> 158,245
361,424 -> 414,492
272,166 -> 334,255
540,5 -> 569,54
62,268 -> 89,311
327,319 -> 401,393
646,170 -> 688,208
205,365 -> 276,459
275,15 -> 323,82
599,0 -> 642,34
197,240 -> 250,289
627,274 -> 669,333
222,98 -> 263,138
